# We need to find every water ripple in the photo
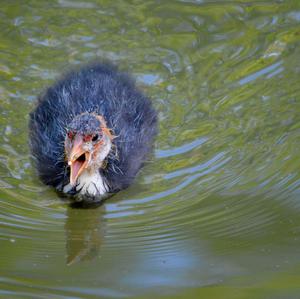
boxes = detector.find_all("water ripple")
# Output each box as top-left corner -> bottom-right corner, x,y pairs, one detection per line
156,136 -> 208,158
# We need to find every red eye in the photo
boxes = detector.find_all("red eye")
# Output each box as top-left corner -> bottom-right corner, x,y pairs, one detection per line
83,134 -> 92,142
67,131 -> 74,139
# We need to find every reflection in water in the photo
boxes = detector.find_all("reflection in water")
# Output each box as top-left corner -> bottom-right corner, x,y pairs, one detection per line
65,206 -> 106,265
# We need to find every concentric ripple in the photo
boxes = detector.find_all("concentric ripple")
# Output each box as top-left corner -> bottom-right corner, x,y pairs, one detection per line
1,0 -> 300,298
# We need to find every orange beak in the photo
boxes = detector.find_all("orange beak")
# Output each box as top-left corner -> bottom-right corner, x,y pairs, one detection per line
68,135 -> 90,186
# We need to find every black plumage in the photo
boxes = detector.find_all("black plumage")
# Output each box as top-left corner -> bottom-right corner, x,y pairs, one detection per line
29,62 -> 157,201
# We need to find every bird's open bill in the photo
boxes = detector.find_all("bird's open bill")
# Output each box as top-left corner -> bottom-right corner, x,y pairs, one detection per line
68,135 -> 90,186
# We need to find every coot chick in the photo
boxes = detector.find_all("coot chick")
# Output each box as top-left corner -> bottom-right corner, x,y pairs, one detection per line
29,62 -> 157,202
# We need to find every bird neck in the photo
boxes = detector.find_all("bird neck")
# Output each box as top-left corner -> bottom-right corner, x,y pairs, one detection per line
76,167 -> 108,196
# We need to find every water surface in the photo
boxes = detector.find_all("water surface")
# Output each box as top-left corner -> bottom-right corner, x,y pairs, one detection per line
1,0 -> 300,298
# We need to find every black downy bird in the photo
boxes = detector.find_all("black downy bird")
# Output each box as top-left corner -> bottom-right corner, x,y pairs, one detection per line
29,62 -> 157,202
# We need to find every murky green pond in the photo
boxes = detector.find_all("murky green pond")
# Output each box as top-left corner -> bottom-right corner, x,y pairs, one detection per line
1,0 -> 300,298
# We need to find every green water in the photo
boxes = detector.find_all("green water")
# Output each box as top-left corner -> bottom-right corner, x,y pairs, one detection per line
1,1 -> 300,298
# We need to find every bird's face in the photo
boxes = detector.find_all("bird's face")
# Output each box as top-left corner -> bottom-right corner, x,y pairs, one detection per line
64,113 -> 113,186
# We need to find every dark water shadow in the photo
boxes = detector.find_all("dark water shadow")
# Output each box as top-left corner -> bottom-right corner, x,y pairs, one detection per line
65,203 -> 107,265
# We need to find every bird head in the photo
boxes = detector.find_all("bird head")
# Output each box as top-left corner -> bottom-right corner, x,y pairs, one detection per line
64,113 -> 114,186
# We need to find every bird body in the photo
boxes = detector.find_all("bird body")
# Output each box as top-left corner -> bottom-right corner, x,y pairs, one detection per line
29,63 -> 157,202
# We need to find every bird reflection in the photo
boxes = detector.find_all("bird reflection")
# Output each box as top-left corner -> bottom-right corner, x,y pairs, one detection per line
65,204 -> 106,265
